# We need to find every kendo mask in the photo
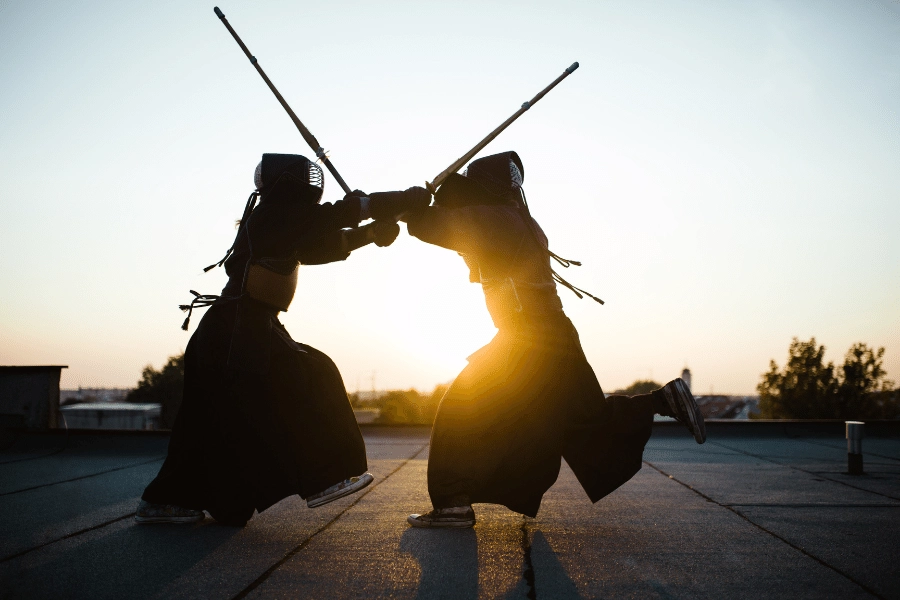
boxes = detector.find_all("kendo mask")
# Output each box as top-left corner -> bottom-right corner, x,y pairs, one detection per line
434,151 -> 524,209
255,153 -> 324,205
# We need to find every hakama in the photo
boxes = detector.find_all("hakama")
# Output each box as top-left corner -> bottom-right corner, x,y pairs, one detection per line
408,204 -> 656,517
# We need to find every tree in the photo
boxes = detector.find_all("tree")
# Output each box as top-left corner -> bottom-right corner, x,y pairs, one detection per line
421,384 -> 448,424
836,343 -> 896,419
757,338 -> 836,419
126,353 -> 185,428
375,389 -> 424,424
373,384 -> 449,425
756,338 -> 897,419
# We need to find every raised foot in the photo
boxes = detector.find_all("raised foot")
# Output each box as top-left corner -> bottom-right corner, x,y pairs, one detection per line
307,472 -> 374,508
661,378 -> 707,444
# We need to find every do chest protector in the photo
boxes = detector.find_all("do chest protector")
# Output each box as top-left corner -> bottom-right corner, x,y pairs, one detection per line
244,260 -> 299,312
180,191 -> 301,331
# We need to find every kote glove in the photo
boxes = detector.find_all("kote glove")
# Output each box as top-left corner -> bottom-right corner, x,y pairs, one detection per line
372,220 -> 400,247
368,187 -> 432,220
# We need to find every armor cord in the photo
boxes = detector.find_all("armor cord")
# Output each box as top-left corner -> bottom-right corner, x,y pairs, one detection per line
204,191 -> 260,272
518,190 -> 603,305
179,290 -> 220,331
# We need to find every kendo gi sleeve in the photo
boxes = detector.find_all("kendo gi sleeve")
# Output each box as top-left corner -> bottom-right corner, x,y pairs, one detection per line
307,197 -> 364,231
405,206 -> 485,255
295,230 -> 350,265
289,197 -> 363,265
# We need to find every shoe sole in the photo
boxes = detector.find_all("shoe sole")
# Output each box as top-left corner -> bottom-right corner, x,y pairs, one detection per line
672,379 -> 707,444
407,515 -> 475,528
134,514 -> 204,524
307,473 -> 374,508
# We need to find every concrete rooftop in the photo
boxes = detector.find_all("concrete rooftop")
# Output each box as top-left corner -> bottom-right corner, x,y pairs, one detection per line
0,423 -> 898,599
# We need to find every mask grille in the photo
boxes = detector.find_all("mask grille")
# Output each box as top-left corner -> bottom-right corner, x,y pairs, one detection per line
309,161 -> 324,189
254,160 -> 264,190
509,161 -> 523,189
465,157 -> 522,197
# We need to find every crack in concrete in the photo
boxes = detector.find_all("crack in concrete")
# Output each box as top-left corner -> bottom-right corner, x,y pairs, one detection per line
520,517 -> 537,599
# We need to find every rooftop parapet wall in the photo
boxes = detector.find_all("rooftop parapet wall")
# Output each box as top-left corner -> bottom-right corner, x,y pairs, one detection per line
0,366 -> 67,429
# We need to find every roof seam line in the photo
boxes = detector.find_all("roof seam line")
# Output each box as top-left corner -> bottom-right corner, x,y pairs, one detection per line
231,443 -> 429,600
0,456 -> 165,498
644,460 -> 889,600
710,441 -> 900,502
0,512 -> 134,564
794,438 -> 900,464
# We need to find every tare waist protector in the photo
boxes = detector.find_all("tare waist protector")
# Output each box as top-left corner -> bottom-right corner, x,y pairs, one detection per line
482,277 -> 563,327
245,262 -> 299,312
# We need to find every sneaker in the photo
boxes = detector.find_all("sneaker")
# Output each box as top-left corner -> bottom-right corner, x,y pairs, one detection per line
307,472 -> 374,508
407,506 -> 476,528
134,500 -> 205,524
660,378 -> 706,444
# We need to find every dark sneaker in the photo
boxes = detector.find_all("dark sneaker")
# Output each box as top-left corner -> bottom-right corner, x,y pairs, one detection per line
661,378 -> 707,444
134,500 -> 204,524
407,506 -> 476,528
307,472 -> 374,508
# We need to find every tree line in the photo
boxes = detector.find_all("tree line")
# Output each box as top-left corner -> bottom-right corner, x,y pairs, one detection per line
756,338 -> 897,419
125,337 -> 897,426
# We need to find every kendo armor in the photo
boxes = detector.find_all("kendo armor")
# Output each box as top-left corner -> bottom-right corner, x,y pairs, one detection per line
184,154 -> 324,328
243,154 -> 324,311
255,153 -> 324,204
437,151 -> 603,324
464,151 -> 524,198
433,151 -> 524,209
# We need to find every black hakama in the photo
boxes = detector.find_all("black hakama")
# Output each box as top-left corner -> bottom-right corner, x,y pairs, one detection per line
408,205 -> 656,517
143,184 -> 368,526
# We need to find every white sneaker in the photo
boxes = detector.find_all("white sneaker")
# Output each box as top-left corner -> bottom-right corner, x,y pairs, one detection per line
307,472 -> 374,508
407,506 -> 476,528
661,378 -> 707,444
134,500 -> 204,524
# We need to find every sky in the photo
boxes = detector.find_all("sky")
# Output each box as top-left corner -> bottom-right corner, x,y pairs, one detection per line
0,0 -> 898,395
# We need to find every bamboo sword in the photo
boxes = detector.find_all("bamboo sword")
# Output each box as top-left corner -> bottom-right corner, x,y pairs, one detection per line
214,6 -> 354,195
426,62 -> 579,194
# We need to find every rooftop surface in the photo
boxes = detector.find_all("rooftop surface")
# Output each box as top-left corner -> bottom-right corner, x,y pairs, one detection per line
1,423 -> 898,599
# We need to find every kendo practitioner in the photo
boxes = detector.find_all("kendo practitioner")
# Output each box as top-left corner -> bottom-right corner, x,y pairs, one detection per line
403,151 -> 706,528
136,153 -> 431,525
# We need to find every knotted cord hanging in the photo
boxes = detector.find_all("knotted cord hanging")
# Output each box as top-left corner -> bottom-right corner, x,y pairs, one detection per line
179,290 -> 220,331
203,191 -> 259,272
178,190 -> 261,331
549,250 -> 581,268
519,190 -> 603,305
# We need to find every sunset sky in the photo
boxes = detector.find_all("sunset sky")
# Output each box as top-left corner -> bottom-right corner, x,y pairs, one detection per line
1,0 -> 898,395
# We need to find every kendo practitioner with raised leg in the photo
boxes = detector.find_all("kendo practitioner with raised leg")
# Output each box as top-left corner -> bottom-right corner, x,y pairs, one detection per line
136,153 -> 430,525
403,151 -> 706,528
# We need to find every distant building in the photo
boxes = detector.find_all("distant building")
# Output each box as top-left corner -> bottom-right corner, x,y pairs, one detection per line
352,390 -> 385,403
353,409 -> 381,424
59,403 -> 161,430
681,368 -> 692,391
693,395 -> 760,419
0,365 -> 67,429
60,387 -> 131,406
